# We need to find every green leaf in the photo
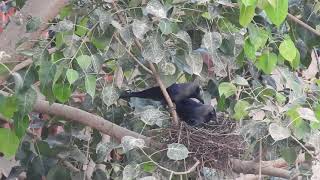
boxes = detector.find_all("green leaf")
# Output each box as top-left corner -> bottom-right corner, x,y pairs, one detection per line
26,17 -> 41,33
292,120 -> 310,140
51,52 -> 64,63
75,17 -> 89,37
255,52 -> 277,74
59,5 -> 72,19
0,128 -> 20,158
52,83 -> 71,103
53,63 -> 66,85
218,82 -> 237,98
91,34 -> 109,50
233,100 -> 250,120
35,140 -> 58,157
280,147 -> 297,165
143,162 -> 156,173
0,96 -> 17,119
76,55 -> 92,70
242,0 -> 257,6
279,37 -> 296,62
244,38 -> 256,60
239,4 -> 256,27
275,92 -> 286,105
159,19 -> 172,35
201,12 -> 213,20
39,60 -> 56,91
16,87 -> 37,115
55,32 -> 64,48
13,114 -> 29,139
267,0 -> 277,7
297,107 -> 318,122
15,0 -> 26,8
290,49 -> 300,70
233,76 -> 249,86
217,18 -> 239,33
314,104 -> 320,121
264,0 -> 288,26
287,106 -> 302,127
310,121 -> 320,130
85,75 -> 96,98
66,69 -> 79,84
217,95 -> 226,112
248,24 -> 269,50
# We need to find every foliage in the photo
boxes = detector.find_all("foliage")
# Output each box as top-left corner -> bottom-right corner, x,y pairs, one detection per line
1,0 -> 320,179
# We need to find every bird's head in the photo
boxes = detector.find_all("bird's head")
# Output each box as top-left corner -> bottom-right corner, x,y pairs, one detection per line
204,106 -> 216,123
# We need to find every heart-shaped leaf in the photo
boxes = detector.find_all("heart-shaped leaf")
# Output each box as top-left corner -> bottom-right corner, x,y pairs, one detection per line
77,55 -> 92,70
52,83 -> 71,103
218,82 -> 237,98
85,75 -> 96,98
255,52 -> 277,74
167,143 -> 189,160
66,69 -> 79,85
269,123 -> 290,141
264,0 -> 288,26
279,37 -> 297,62
239,4 -> 255,27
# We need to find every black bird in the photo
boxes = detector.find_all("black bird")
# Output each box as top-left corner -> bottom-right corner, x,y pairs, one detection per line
120,83 -> 216,126
120,82 -> 204,104
175,98 -> 216,126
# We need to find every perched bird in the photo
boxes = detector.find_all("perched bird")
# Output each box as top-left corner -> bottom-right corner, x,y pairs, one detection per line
120,82 -> 216,126
120,82 -> 204,104
175,98 -> 216,126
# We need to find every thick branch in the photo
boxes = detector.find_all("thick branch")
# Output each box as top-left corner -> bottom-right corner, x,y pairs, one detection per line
231,159 -> 291,179
33,99 -> 292,178
32,99 -> 151,145
0,90 -> 293,178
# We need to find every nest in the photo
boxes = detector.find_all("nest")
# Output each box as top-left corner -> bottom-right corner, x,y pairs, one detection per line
159,113 -> 247,170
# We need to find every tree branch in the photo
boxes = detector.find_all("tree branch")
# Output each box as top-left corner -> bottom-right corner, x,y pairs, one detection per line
287,14 -> 320,37
0,90 -> 294,178
231,159 -> 291,179
32,99 -> 152,145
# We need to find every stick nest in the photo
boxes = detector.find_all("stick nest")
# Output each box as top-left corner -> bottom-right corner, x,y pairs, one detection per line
159,112 -> 247,170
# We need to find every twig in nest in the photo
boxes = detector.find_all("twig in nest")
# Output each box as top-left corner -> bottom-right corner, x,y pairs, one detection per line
159,116 -> 246,171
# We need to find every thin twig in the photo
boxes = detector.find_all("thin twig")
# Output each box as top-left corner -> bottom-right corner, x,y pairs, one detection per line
219,2 -> 320,37
140,148 -> 200,175
259,140 -> 262,180
147,62 -> 179,125
111,1 -> 179,125
287,14 -> 320,37
113,35 -> 153,74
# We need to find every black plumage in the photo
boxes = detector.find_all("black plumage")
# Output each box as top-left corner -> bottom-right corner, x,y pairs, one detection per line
120,82 -> 204,104
120,82 -> 216,126
175,98 -> 216,126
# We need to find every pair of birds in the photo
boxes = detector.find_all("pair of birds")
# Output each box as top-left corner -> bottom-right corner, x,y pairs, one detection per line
120,83 -> 216,126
